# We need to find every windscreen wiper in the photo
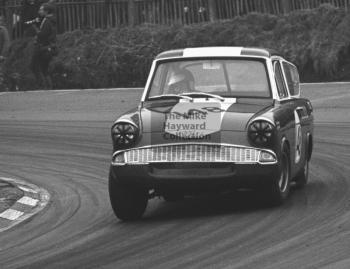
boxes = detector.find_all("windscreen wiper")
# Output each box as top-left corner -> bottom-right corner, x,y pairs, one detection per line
147,94 -> 193,101
181,92 -> 225,102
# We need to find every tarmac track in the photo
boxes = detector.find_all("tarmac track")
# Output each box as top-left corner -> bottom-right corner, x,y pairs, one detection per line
0,84 -> 349,269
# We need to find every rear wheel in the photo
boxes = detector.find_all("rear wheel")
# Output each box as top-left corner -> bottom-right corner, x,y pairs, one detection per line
109,179 -> 148,221
266,145 -> 291,205
294,154 -> 309,189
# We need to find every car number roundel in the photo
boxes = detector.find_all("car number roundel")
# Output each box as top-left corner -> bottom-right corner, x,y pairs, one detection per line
294,110 -> 302,164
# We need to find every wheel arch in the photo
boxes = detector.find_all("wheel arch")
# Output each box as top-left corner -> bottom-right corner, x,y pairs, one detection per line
280,135 -> 293,171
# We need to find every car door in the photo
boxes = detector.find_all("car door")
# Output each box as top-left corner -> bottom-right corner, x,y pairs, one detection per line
272,60 -> 300,177
281,61 -> 309,168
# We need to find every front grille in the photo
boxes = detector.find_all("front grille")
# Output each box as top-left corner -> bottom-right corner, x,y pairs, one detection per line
122,144 -> 260,164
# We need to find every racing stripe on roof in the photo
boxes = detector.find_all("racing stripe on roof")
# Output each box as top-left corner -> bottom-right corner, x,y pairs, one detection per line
155,47 -> 279,59
156,49 -> 184,59
183,47 -> 243,57
240,47 -> 282,57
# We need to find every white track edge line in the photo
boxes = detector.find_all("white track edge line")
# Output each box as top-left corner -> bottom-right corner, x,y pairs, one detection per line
0,209 -> 24,221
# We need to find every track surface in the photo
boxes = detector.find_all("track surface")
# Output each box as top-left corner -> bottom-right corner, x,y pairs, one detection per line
0,84 -> 349,268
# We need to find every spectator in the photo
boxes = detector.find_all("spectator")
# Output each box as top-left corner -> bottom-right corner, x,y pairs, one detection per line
21,0 -> 44,37
30,3 -> 57,90
0,15 -> 10,58
0,15 -> 10,91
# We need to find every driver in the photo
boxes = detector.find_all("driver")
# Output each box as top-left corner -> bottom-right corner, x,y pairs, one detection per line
168,68 -> 195,94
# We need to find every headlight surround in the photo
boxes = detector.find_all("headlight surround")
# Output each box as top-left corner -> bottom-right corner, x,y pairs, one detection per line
259,150 -> 277,163
248,120 -> 275,146
112,152 -> 125,165
111,121 -> 139,148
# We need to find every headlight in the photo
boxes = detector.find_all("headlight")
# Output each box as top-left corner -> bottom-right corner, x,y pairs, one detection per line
112,152 -> 125,165
259,151 -> 277,163
248,120 -> 275,146
111,122 -> 138,148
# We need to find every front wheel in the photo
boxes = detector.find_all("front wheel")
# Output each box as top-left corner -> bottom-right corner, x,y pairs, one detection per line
266,145 -> 291,205
163,191 -> 184,202
109,179 -> 148,221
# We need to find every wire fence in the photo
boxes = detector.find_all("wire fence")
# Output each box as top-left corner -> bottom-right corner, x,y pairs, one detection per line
1,0 -> 349,39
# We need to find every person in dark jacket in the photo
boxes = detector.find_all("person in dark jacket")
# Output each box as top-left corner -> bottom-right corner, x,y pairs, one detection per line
0,15 -> 11,91
0,16 -> 10,59
30,3 -> 57,90
21,0 -> 44,37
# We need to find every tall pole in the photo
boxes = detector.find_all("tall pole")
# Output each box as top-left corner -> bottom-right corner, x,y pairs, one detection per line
104,0 -> 108,28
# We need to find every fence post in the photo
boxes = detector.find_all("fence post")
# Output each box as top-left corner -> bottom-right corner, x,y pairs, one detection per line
208,0 -> 217,22
281,0 -> 291,14
104,0 -> 108,28
128,0 -> 135,26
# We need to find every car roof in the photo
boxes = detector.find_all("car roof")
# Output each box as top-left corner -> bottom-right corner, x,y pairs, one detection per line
155,47 -> 283,60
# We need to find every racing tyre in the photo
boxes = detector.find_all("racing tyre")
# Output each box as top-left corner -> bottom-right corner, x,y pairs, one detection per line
266,145 -> 291,205
109,179 -> 148,221
294,154 -> 309,189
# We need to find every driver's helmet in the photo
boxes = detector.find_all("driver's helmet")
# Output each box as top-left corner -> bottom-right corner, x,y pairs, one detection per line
168,69 -> 194,94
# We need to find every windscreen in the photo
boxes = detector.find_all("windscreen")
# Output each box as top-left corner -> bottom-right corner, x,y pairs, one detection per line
148,59 -> 271,98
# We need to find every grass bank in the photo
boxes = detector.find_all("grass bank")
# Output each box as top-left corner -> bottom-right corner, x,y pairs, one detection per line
4,4 -> 350,90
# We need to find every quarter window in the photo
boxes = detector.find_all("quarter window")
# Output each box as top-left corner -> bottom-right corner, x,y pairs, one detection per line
274,61 -> 288,99
149,64 -> 165,96
282,62 -> 300,96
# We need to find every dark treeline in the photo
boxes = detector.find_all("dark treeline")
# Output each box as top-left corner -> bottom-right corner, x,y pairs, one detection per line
2,0 -> 350,39
4,4 -> 350,90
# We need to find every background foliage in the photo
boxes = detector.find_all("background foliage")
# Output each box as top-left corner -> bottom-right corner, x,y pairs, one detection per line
4,4 -> 350,90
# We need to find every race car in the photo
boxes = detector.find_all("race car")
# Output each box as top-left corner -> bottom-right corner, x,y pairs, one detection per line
109,47 -> 314,221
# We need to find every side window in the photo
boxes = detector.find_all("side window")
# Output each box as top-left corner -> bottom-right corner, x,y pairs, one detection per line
150,64 -> 165,95
282,62 -> 300,96
273,61 -> 288,99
